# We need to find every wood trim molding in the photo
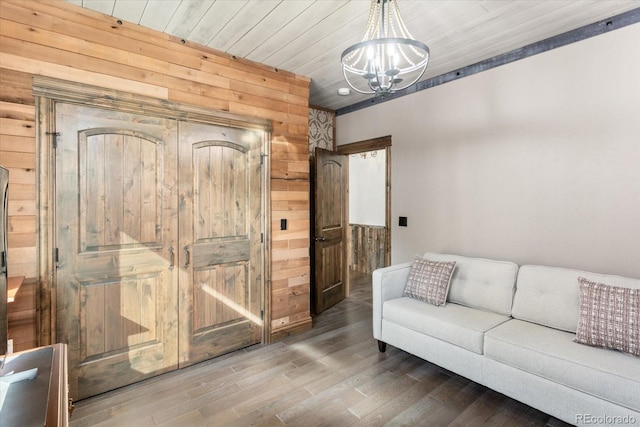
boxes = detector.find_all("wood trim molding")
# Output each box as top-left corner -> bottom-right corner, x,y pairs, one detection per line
336,135 -> 391,155
384,146 -> 391,267
32,76 -> 272,132
262,131 -> 273,344
269,318 -> 312,341
36,96 -> 56,346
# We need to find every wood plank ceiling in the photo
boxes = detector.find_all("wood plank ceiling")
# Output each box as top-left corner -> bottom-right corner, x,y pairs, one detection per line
67,0 -> 640,111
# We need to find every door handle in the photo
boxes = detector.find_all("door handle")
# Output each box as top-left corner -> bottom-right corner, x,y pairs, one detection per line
168,246 -> 175,270
314,236 -> 326,242
183,245 -> 190,268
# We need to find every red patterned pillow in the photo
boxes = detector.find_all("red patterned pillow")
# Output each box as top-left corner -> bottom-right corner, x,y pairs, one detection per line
575,277 -> 640,357
403,256 -> 456,306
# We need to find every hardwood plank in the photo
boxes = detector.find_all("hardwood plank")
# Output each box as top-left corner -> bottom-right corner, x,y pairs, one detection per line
0,68 -> 34,105
7,231 -> 35,247
7,183 -> 34,200
7,276 -> 24,303
7,279 -> 36,350
0,117 -> 34,137
0,67 -> 32,89
7,199 -> 36,216
8,319 -> 37,350
0,82 -> 32,105
350,224 -> 387,274
354,366 -> 452,426
7,245 -> 36,264
8,214 -> 34,233
4,170 -> 35,198
5,261 -> 35,279
0,100 -> 34,120
0,151 -> 35,169
0,52 -> 168,99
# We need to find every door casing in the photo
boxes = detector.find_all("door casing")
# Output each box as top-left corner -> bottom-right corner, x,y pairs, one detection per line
336,136 -> 392,283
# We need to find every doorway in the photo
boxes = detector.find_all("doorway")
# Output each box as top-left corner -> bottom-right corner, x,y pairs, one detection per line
337,136 -> 392,287
311,136 -> 391,315
348,149 -> 387,274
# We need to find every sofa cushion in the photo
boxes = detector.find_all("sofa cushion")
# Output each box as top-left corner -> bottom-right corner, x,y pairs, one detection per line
383,297 -> 510,354
575,277 -> 640,356
485,319 -> 640,411
512,265 -> 640,333
403,256 -> 456,306
423,253 -> 518,316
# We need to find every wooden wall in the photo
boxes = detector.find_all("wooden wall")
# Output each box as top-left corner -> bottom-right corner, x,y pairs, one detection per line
0,0 -> 311,342
7,281 -> 36,352
350,224 -> 387,275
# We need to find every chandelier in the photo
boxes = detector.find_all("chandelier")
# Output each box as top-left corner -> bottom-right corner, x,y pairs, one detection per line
340,0 -> 430,95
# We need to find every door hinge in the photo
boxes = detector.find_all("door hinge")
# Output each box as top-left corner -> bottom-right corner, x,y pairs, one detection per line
54,247 -> 59,268
260,233 -> 264,243
46,132 -> 60,149
260,153 -> 268,166
261,309 -> 264,320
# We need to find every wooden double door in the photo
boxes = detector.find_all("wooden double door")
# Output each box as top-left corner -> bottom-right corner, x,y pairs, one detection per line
54,103 -> 265,399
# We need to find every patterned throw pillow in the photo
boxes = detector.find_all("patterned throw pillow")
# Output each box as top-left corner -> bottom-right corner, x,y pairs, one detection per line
403,256 -> 456,306
575,277 -> 640,357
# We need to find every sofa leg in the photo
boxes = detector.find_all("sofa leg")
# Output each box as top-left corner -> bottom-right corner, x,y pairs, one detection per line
377,340 -> 387,353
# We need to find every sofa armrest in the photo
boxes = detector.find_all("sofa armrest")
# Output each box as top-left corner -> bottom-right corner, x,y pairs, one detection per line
372,262 -> 412,340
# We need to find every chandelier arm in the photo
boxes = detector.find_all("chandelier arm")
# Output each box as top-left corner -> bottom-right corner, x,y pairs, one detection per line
390,59 -> 429,92
342,66 -> 377,95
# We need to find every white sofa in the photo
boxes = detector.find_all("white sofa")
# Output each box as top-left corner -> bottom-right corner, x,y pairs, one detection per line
372,252 -> 640,426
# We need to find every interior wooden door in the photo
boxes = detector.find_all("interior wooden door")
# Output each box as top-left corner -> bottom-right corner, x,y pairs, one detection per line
55,103 -> 179,399
313,148 -> 347,313
177,121 -> 264,367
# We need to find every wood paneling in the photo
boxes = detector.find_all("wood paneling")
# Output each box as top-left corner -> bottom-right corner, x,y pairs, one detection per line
0,0 -> 311,344
7,279 -> 37,352
0,66 -> 37,280
350,224 -> 388,275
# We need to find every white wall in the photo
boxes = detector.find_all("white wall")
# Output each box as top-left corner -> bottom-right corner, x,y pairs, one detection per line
349,150 -> 386,226
336,23 -> 640,279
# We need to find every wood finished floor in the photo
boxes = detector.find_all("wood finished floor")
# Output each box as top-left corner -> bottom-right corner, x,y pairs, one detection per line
71,272 -> 573,427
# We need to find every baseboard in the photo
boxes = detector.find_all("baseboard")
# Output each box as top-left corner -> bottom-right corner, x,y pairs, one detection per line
269,317 -> 313,342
